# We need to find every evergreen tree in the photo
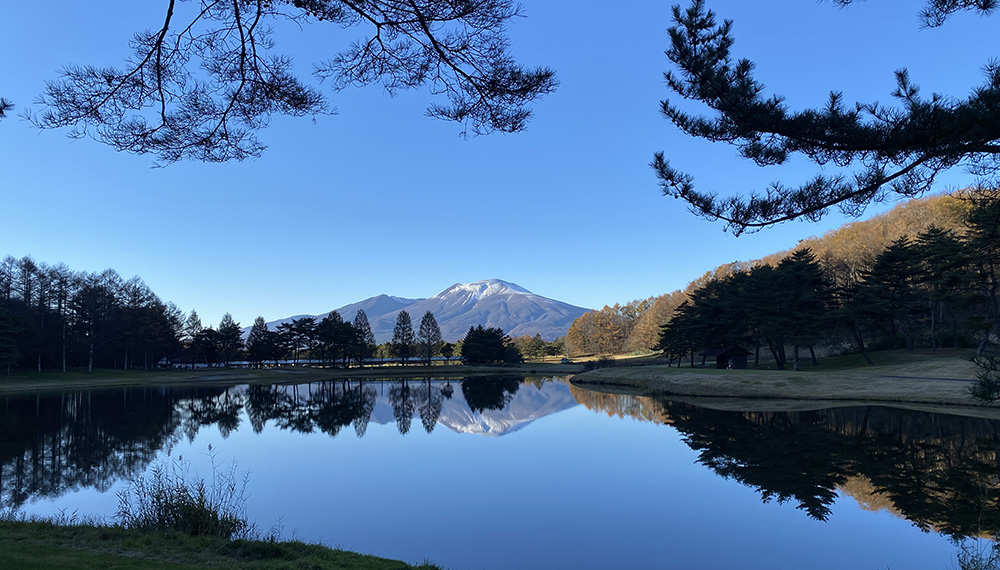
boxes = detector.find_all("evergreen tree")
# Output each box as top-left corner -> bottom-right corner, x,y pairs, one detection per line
461,325 -> 518,364
964,190 -> 1000,352
353,309 -> 377,365
914,226 -> 975,350
859,236 -> 923,349
0,304 -> 20,375
416,311 -> 442,364
291,317 -> 318,363
192,327 -> 221,366
275,322 -> 297,364
316,312 -> 343,366
71,274 -> 118,373
184,310 -> 203,346
391,311 -> 415,364
834,279 -> 880,366
246,316 -> 271,368
217,313 -> 243,366
774,249 -> 833,370
657,301 -> 698,368
317,312 -> 358,367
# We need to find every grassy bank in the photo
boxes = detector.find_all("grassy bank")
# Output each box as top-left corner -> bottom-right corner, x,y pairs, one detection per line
571,349 -> 997,415
0,519 -> 440,570
0,362 -> 583,394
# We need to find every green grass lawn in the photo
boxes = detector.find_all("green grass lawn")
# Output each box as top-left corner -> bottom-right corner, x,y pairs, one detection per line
0,520 -> 441,570
572,348 -> 995,414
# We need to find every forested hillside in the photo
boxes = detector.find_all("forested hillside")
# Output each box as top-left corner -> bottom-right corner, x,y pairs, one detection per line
565,191 -> 996,367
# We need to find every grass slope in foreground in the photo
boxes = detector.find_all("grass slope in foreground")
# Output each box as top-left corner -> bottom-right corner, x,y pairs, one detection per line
0,519 -> 440,570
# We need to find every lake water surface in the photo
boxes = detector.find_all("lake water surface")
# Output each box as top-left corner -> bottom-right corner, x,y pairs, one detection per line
3,376 -> 997,569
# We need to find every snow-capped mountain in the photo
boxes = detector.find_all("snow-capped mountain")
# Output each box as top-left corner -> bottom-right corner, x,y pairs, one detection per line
367,279 -> 588,342
255,279 -> 589,342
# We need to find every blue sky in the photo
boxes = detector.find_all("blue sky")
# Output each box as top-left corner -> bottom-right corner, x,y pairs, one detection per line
1,1 -> 995,328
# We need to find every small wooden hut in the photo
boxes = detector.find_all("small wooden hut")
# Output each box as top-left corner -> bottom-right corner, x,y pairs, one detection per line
700,346 -> 751,369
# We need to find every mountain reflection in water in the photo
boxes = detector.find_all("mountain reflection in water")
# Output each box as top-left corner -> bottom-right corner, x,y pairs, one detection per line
0,378 -> 577,509
3,378 -> 1000,544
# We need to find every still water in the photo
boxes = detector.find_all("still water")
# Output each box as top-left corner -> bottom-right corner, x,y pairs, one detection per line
2,376 -> 996,569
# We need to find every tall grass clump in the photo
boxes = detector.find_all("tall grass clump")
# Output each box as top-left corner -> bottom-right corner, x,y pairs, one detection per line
954,536 -> 1000,570
115,450 -> 253,539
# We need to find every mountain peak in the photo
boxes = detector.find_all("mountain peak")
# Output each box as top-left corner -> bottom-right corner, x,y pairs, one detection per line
257,279 -> 588,343
435,279 -> 532,301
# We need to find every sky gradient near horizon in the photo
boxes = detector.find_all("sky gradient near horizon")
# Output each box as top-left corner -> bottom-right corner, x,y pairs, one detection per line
2,1 -> 996,328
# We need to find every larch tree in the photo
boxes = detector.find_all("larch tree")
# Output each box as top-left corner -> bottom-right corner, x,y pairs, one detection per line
26,0 -> 557,164
184,309 -> 204,345
416,311 -> 442,364
0,304 -> 20,375
391,310 -> 415,364
217,313 -> 244,366
246,316 -> 271,367
654,0 -> 1000,234
353,309 -> 376,365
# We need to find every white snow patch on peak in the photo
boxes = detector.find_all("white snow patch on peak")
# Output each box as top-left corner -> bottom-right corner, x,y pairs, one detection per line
434,279 -> 532,300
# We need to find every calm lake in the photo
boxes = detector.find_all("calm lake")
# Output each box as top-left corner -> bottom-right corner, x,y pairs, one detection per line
3,376 -> 996,569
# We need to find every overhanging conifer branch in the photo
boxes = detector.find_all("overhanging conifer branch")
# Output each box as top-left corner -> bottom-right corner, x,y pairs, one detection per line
26,0 -> 555,163
655,0 -> 1000,234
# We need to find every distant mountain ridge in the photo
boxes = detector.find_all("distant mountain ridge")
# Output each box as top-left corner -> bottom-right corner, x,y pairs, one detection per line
256,279 -> 589,343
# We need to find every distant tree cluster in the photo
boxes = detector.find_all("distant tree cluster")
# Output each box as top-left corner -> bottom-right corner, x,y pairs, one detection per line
565,296 -> 688,356
564,191 -> 1000,373
461,325 -> 521,365
381,310 -> 448,365
0,257 -> 186,374
657,194 -> 1000,369
510,334 -> 564,360
658,249 -> 831,370
0,254 -> 429,374
246,309 -> 378,369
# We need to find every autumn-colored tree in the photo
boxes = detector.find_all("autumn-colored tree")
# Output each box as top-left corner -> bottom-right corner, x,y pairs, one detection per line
626,291 -> 687,352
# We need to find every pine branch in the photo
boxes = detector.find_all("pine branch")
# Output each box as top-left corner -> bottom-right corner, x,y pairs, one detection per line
655,0 -> 1000,234
26,0 -> 555,163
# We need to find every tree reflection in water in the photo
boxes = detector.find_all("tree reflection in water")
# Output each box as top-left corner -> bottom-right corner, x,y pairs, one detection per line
14,377 -> 1000,550
461,376 -> 520,413
569,384 -> 1000,538
0,379 -> 475,508
1,386 -> 206,509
